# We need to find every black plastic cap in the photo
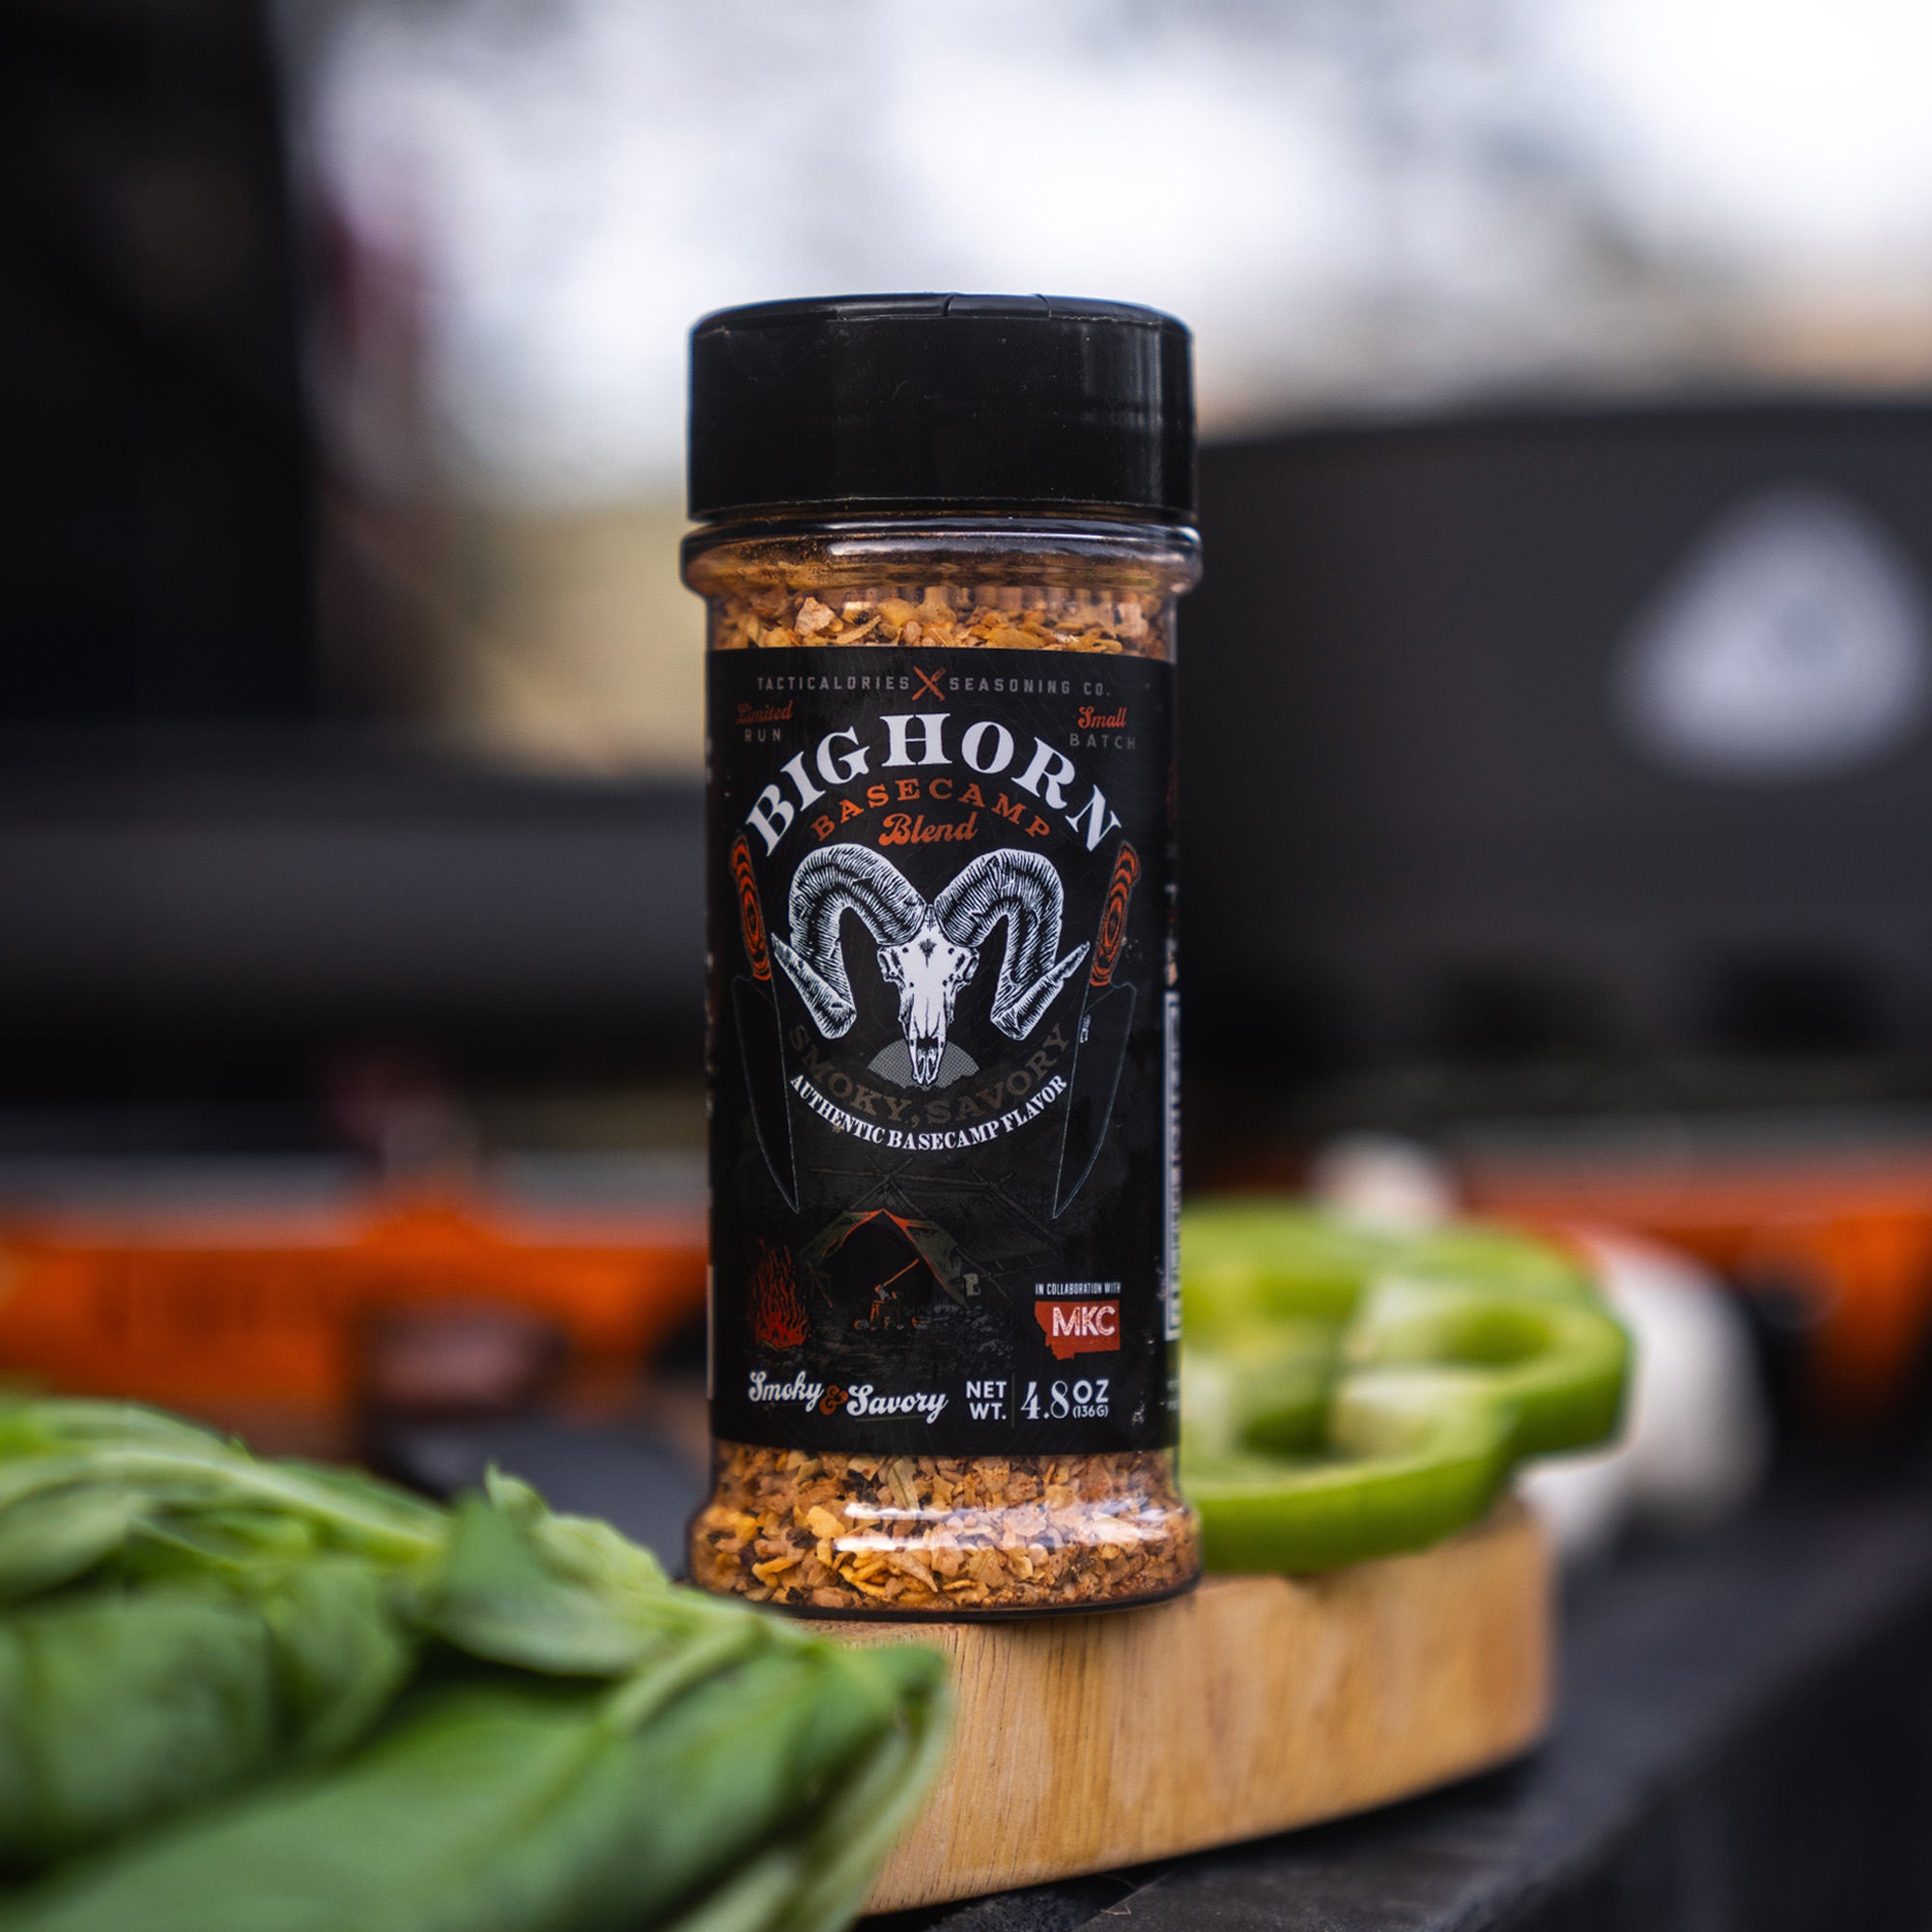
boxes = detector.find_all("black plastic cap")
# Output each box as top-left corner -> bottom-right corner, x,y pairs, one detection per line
688,294 -> 1195,524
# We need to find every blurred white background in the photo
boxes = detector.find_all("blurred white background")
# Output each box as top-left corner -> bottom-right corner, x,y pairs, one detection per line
279,0 -> 1932,768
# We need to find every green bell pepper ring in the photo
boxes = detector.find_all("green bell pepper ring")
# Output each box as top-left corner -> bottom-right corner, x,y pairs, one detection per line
1181,1324 -> 1340,1460
1180,1203 -> 1390,1337
1179,1206 -> 1632,1574
1348,1276 -> 1630,1460
1184,1368 -> 1513,1574
1181,1201 -> 1599,1333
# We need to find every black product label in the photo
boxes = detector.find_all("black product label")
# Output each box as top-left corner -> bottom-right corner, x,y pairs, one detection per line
706,645 -> 1179,1457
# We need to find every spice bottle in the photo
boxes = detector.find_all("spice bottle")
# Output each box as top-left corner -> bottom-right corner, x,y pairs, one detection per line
685,295 -> 1202,1615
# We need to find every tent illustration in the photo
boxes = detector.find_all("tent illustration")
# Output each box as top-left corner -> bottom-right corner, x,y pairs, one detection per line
800,1211 -> 977,1333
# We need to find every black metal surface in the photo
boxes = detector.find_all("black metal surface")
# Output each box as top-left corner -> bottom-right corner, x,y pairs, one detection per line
0,730 -> 705,1095
1,0 -> 317,720
893,1458 -> 1932,1932
1182,403 -> 1932,1076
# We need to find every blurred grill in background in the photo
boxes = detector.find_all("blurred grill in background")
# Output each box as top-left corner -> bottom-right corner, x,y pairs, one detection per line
1186,402 -> 1932,1088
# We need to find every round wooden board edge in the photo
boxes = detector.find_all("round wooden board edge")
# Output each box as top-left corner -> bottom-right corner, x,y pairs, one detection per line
838,1498 -> 1553,1914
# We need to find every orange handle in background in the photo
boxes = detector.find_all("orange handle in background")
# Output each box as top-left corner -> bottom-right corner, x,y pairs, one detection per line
0,1186 -> 705,1432
1465,1151 -> 1932,1427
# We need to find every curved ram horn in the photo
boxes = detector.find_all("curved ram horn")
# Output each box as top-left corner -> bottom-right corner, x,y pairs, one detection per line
771,843 -> 928,1038
933,848 -> 1089,1040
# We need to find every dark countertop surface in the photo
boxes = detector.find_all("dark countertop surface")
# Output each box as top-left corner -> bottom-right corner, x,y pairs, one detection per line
893,1453 -> 1932,1932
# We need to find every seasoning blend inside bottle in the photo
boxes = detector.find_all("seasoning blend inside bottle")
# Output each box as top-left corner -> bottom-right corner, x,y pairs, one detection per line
685,295 -> 1202,1614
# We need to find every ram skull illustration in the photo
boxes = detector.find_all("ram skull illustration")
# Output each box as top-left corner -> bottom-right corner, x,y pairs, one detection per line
771,845 -> 1089,1089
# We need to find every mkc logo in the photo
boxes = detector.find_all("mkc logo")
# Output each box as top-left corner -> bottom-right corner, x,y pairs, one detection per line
1034,1298 -> 1120,1361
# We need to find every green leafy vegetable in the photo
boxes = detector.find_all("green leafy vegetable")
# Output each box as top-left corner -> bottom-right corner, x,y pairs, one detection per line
0,1404 -> 441,1610
0,1399 -> 950,1932
419,1473 -> 730,1680
0,1642 -> 948,1932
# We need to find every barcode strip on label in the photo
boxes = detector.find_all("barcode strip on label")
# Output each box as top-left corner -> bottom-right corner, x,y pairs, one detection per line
1163,989 -> 1181,1343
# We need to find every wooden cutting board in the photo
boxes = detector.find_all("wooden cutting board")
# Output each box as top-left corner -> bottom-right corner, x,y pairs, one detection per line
837,1500 -> 1551,1913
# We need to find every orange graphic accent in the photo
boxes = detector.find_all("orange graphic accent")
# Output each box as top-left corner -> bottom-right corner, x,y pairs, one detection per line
728,832 -> 772,981
1090,841 -> 1141,988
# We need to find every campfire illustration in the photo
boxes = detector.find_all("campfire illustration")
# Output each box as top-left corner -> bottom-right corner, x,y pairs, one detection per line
748,1240 -> 810,1350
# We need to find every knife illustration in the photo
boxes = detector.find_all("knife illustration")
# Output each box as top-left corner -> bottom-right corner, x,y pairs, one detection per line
1053,839 -> 1142,1218
727,832 -> 798,1210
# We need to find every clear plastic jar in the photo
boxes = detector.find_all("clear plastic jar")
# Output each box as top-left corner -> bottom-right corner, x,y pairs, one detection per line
683,298 -> 1202,1615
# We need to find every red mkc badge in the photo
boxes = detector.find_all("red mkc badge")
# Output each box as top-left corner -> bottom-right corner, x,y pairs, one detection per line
1035,1298 -> 1120,1360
